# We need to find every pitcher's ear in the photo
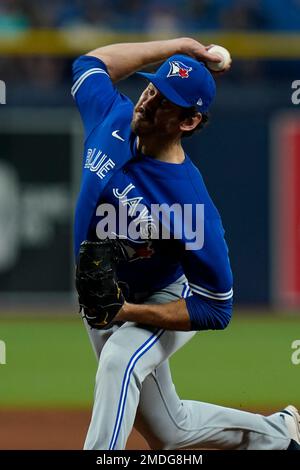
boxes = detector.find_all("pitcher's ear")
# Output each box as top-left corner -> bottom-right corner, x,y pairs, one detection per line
180,112 -> 202,132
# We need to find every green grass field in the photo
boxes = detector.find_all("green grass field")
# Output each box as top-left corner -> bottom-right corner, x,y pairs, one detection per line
0,313 -> 299,409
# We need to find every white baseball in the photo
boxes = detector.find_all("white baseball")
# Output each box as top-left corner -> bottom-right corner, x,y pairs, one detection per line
206,45 -> 231,72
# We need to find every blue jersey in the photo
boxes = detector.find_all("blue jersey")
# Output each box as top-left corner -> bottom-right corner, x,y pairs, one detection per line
72,55 -> 233,330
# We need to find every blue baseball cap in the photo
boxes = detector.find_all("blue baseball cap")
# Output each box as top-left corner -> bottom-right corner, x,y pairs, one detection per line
137,54 -> 216,112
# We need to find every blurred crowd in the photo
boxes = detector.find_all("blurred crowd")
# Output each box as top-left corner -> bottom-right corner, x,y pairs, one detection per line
0,0 -> 299,105
0,0 -> 300,34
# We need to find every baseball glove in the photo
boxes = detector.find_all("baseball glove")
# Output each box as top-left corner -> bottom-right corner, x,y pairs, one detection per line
75,239 -> 126,329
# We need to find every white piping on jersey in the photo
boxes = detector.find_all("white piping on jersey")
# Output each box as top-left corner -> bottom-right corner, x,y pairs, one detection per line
71,68 -> 109,98
189,283 -> 233,301
182,281 -> 191,298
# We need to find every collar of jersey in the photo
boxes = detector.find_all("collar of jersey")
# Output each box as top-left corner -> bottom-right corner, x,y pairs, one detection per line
133,137 -> 188,166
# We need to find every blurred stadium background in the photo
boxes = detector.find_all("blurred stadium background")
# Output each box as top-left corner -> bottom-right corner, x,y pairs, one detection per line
0,0 -> 299,449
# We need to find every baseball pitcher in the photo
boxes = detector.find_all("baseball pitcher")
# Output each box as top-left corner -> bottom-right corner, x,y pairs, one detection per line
72,37 -> 300,450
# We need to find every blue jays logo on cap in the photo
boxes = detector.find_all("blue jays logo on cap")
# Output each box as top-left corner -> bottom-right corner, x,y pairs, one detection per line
137,54 -> 216,112
167,61 -> 192,79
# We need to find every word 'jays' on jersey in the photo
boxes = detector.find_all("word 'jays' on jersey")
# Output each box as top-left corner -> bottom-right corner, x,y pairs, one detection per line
72,55 -> 233,330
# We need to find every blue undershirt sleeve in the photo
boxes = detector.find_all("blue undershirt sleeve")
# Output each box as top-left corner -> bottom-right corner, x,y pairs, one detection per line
185,293 -> 233,331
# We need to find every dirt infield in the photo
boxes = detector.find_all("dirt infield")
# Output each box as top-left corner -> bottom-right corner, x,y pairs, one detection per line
0,409 -> 149,450
0,407 -> 279,450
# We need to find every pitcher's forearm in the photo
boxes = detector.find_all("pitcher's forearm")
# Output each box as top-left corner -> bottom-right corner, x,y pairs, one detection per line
115,298 -> 191,331
86,38 -> 188,82
86,38 -> 220,82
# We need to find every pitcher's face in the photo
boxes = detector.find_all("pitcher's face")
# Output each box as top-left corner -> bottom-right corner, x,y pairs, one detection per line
131,84 -> 185,138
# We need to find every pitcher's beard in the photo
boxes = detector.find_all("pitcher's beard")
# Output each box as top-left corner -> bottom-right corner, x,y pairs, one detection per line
131,116 -> 154,136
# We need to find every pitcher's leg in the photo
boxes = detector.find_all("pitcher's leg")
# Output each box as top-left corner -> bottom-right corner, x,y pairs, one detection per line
135,360 -> 291,450
84,324 -> 195,450
83,318 -> 119,360
84,325 -> 163,450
